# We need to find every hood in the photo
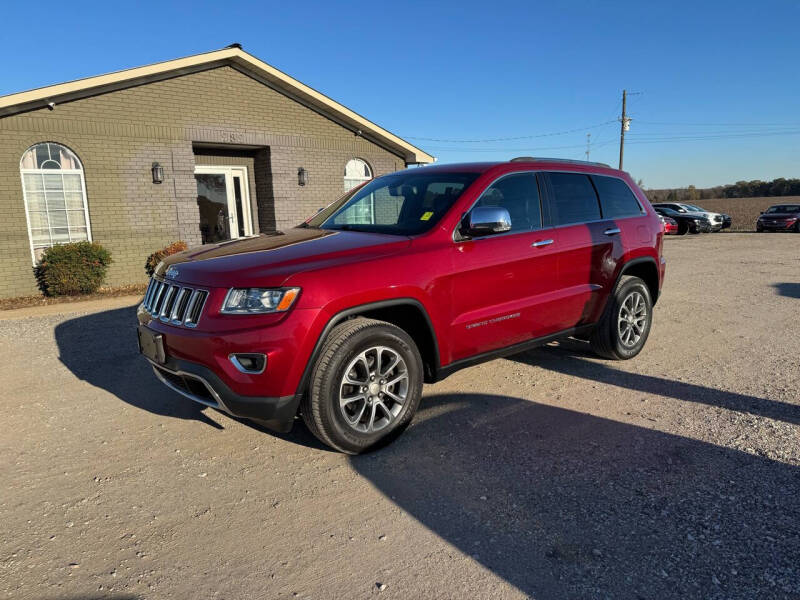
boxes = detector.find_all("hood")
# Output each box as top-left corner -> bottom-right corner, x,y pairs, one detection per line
154,227 -> 411,288
680,212 -> 709,220
760,212 -> 799,219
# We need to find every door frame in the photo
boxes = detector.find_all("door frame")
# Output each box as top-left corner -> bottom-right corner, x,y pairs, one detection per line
194,165 -> 254,240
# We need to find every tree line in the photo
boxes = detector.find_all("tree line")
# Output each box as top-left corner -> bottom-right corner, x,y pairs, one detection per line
643,177 -> 800,203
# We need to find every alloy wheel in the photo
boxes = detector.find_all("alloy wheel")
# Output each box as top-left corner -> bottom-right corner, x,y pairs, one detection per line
617,291 -> 647,348
339,346 -> 409,433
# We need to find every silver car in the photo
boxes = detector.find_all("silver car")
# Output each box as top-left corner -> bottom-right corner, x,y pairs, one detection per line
652,203 -> 723,232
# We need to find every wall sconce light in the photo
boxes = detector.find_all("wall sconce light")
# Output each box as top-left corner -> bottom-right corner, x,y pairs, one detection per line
151,162 -> 164,184
298,167 -> 308,187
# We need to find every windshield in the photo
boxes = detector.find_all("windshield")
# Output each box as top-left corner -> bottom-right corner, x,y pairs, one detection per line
683,204 -> 703,212
305,171 -> 480,236
766,205 -> 800,213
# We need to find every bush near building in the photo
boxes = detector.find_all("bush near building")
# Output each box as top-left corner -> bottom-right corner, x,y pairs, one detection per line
36,242 -> 113,296
145,241 -> 188,277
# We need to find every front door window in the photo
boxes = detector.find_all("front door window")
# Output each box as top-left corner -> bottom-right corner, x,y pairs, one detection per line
195,166 -> 253,244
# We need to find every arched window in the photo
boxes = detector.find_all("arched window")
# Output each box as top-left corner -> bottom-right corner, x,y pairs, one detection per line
344,158 -> 373,192
20,143 -> 91,262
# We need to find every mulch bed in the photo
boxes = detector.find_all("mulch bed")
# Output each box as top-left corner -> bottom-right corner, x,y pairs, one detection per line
0,284 -> 147,311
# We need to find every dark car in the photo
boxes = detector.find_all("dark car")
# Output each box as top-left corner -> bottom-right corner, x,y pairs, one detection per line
653,203 -> 723,232
721,214 -> 732,230
756,204 -> 800,232
137,158 -> 665,453
653,207 -> 711,234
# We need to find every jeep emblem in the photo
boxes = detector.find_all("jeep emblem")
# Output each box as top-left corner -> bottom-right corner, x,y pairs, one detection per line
165,266 -> 180,280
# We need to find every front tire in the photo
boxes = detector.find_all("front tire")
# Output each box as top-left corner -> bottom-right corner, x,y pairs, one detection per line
590,276 -> 653,360
301,317 -> 424,454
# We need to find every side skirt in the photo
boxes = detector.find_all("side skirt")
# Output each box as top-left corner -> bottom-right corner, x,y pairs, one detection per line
434,324 -> 594,382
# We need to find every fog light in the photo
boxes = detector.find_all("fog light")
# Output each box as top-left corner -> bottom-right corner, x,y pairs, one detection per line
229,353 -> 266,374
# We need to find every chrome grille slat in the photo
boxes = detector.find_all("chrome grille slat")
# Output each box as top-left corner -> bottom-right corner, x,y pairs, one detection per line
159,285 -> 178,320
184,290 -> 208,327
170,288 -> 191,323
141,277 -> 208,328
151,281 -> 167,314
143,279 -> 156,309
183,290 -> 200,324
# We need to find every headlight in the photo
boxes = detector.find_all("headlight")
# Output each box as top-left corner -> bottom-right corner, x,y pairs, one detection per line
221,287 -> 300,314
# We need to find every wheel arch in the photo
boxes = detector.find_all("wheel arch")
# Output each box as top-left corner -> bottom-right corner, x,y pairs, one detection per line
296,299 -> 441,401
618,257 -> 660,305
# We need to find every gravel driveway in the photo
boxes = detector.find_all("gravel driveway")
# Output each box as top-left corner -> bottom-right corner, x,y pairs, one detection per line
1,233 -> 798,599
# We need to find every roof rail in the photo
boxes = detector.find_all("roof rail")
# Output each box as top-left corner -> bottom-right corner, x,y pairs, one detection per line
509,156 -> 612,168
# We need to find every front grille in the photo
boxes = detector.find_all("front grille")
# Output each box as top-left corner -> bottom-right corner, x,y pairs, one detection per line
142,278 -> 209,327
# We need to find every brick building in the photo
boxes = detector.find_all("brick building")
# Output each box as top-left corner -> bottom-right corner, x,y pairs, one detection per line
0,46 -> 433,298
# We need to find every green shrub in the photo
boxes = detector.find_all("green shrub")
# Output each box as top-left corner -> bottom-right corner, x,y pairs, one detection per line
37,242 -> 113,296
145,241 -> 188,277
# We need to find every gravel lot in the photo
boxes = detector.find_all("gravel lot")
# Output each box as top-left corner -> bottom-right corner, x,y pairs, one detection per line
1,233 -> 798,600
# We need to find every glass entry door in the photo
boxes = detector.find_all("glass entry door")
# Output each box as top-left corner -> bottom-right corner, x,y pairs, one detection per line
195,166 -> 253,244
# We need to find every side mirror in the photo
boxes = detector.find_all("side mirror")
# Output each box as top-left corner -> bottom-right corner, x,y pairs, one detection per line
760,211 -> 764,215
462,206 -> 512,237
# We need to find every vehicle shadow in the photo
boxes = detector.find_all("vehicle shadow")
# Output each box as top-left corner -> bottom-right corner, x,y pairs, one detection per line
773,282 -> 800,299
351,392 -> 800,599
510,339 -> 800,426
52,305 -> 329,450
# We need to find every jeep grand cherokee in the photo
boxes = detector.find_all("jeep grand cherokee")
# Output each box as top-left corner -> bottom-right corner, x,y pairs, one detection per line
137,158 -> 665,453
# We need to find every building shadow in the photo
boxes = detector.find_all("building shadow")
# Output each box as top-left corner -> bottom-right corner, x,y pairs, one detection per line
773,282 -> 800,299
351,392 -> 800,599
52,305 -> 329,450
509,339 -> 800,426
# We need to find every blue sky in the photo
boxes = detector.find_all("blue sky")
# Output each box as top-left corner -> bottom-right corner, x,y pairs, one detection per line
3,0 -> 798,188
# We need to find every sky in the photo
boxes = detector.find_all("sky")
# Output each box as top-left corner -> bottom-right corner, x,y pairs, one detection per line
2,0 -> 798,189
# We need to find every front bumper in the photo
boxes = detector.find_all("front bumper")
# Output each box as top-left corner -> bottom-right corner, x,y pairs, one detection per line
758,219 -> 797,230
146,355 -> 298,432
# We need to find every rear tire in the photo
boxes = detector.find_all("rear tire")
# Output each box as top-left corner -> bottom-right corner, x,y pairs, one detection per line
301,317 -> 424,454
590,276 -> 653,360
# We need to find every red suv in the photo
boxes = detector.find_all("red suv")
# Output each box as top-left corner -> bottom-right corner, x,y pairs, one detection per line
137,158 -> 665,453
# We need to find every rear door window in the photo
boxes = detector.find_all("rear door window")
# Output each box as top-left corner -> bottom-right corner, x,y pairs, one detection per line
591,175 -> 643,219
474,172 -> 541,233
544,172 -> 601,226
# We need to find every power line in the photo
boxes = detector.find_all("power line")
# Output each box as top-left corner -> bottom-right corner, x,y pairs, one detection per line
625,130 -> 800,145
625,130 -> 800,142
634,119 -> 800,127
423,140 -> 617,153
403,120 -> 617,143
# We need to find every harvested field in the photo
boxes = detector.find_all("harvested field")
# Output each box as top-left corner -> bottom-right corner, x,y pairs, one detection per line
692,196 -> 800,231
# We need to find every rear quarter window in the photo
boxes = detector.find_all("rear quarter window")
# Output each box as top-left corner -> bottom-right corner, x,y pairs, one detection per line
592,175 -> 644,219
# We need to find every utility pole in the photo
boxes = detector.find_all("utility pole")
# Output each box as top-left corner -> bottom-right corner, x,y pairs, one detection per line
585,133 -> 591,161
618,89 -> 630,170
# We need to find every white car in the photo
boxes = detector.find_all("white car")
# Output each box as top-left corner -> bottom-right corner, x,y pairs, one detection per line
652,203 -> 724,231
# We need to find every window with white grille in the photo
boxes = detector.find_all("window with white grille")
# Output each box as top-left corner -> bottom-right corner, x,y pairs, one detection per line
20,143 -> 91,262
344,158 -> 373,192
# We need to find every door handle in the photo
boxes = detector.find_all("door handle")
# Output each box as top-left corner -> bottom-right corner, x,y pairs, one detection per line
531,239 -> 554,247
604,227 -> 621,236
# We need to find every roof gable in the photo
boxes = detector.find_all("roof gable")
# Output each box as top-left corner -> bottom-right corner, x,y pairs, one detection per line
0,47 -> 434,164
